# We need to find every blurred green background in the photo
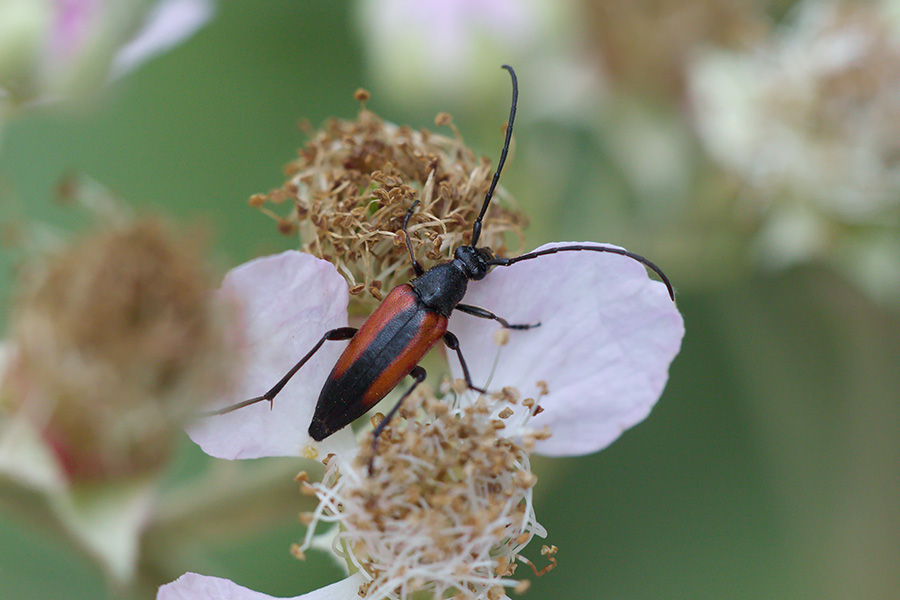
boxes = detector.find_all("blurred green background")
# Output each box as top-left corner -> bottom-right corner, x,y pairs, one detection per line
1,1 -> 898,599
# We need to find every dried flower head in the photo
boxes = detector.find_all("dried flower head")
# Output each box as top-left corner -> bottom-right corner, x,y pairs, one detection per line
5,219 -> 235,480
251,101 -> 527,313
296,387 -> 551,600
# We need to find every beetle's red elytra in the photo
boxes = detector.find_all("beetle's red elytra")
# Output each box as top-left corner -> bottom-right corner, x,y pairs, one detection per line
310,284 -> 448,441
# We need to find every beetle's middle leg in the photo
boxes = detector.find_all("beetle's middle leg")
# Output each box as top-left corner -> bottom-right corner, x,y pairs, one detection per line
442,331 -> 490,395
455,303 -> 540,330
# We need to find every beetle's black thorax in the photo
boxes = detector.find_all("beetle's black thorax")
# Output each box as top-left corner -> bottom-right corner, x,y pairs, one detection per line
410,262 -> 468,316
409,246 -> 495,317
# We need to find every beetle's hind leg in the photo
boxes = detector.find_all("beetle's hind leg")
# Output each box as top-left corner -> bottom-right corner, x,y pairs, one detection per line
369,365 -> 427,474
203,327 -> 358,417
455,303 -> 540,330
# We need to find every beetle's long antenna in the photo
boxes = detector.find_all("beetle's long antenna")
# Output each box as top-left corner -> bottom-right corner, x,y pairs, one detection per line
470,64 -> 518,248
488,244 -> 676,301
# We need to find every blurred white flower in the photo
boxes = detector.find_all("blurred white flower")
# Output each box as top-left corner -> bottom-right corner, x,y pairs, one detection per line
353,0 -> 601,116
168,247 -> 683,599
690,0 -> 900,219
0,0 -> 214,106
688,0 -> 900,298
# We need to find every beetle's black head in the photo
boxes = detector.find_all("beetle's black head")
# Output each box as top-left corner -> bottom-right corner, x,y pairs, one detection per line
455,245 -> 495,280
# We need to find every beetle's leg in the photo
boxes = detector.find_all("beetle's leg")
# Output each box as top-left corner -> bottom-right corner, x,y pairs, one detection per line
455,303 -> 540,330
443,331 -> 488,394
203,327 -> 358,416
402,200 -> 425,277
369,365 -> 427,474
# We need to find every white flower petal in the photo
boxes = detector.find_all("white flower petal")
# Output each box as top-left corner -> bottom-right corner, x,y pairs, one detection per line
111,0 -> 215,78
157,572 -> 367,600
448,242 -> 684,456
188,251 -> 353,459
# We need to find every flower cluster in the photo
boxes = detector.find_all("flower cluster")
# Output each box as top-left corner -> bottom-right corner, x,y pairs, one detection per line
163,89 -> 683,600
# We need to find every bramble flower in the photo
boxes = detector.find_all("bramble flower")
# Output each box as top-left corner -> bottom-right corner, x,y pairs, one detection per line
168,243 -> 684,600
168,79 -> 683,599
352,0 -> 599,118
583,0 -> 766,101
354,0 -> 545,102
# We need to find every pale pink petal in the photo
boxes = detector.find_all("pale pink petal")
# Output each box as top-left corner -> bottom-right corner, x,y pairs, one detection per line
187,251 -> 354,459
447,242 -> 684,456
50,0 -> 100,59
157,572 -> 367,600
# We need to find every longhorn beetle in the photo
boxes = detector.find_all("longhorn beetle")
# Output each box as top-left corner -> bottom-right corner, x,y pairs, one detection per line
211,65 -> 675,464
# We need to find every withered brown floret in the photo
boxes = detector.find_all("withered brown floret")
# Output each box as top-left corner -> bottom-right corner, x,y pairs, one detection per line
5,220 -> 236,480
252,102 -> 528,313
